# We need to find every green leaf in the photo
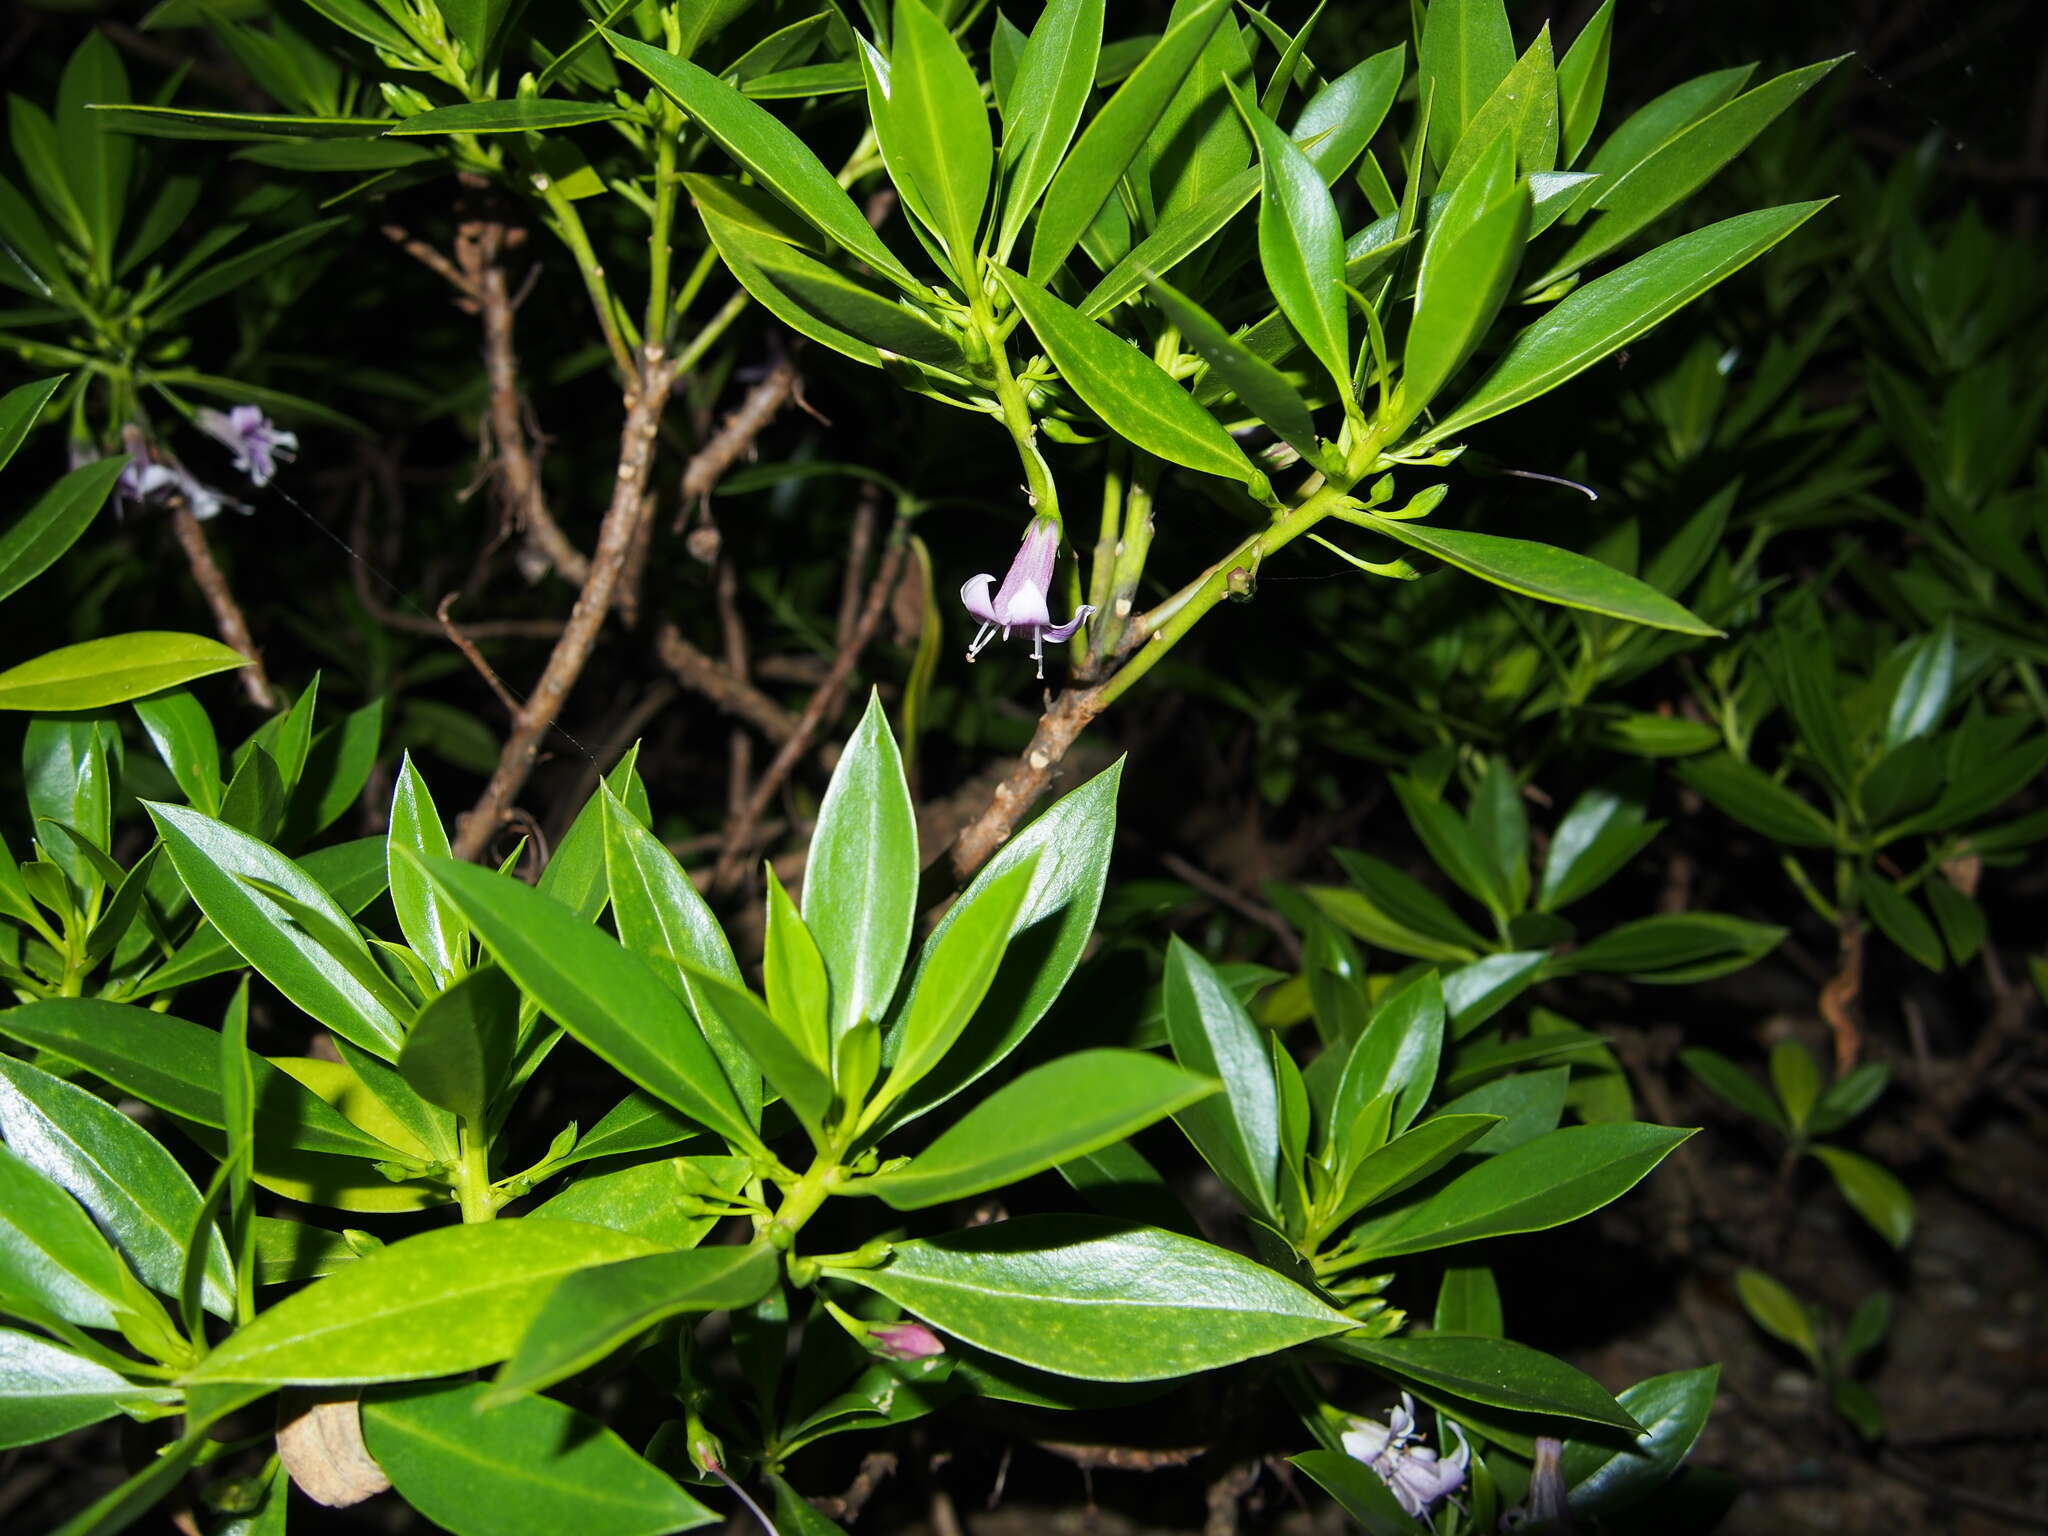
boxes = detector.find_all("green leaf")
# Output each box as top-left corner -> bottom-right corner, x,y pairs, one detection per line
825,1214 -> 1354,1380
1564,912 -> 1784,983
995,0 -> 1104,258
284,699 -> 386,843
1562,1364 -> 1719,1515
0,375 -> 63,475
869,855 -> 1037,1119
859,1050 -> 1213,1210
1678,1047 -> 1785,1132
1543,58 -> 1843,282
0,1143 -> 133,1329
1925,878 -> 1985,968
1436,1264 -> 1504,1335
1539,782 -> 1656,912
884,0 -> 991,272
1295,44 -> 1406,184
1808,1062 -> 1888,1139
1767,1040 -> 1821,1131
1329,1332 -> 1640,1430
1399,135 -> 1528,428
1144,271 -> 1322,466
1858,872 -> 1944,972
1469,755 -> 1530,911
804,693 -> 917,1044
996,266 -> 1258,485
1330,1113 -> 1501,1227
1426,202 -> 1828,443
132,688 -> 224,815
1164,939 -> 1282,1220
528,1154 -> 741,1247
598,787 -> 757,1121
1441,25 -> 1558,185
185,1220 -> 665,1384
1026,0 -> 1231,281
1345,1123 -> 1694,1258
1231,82 -> 1348,395
362,1380 -> 717,1535
1885,622 -> 1958,748
387,753 -> 468,988
150,217 -> 347,324
0,633 -> 248,711
763,867 -> 831,1075
0,1057 -> 231,1319
0,456 -> 125,607
887,759 -> 1120,1126
1676,752 -> 1836,847
1332,970 -> 1446,1142
146,802 -> 408,1058
603,32 -> 917,292
1082,164 -> 1259,317
1291,1449 -> 1427,1534
0,999 -> 398,1161
1417,0 -> 1516,169
1357,516 -> 1719,634
88,103 -> 390,137
1810,1146 -> 1914,1249
1554,0 -> 1614,166
385,99 -> 629,135
1333,852 -> 1490,953
1733,1266 -> 1818,1363
490,1244 -> 778,1402
416,854 -> 761,1153
0,1327 -> 170,1450
58,33 -> 133,277
397,966 -> 518,1127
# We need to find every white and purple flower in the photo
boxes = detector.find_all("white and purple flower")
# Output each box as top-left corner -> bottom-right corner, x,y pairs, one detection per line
960,516 -> 1095,679
1341,1393 -> 1470,1521
196,404 -> 297,487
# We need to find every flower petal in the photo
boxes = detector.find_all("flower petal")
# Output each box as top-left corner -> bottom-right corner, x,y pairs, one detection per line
999,576 -> 1052,632
1039,604 -> 1096,644
960,573 -> 1000,625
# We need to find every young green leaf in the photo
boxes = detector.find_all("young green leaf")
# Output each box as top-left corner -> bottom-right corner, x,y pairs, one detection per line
1440,25 -> 1558,186
1810,1146 -> 1914,1249
1331,970 -> 1447,1141
0,1145 -> 133,1330
397,966 -> 519,1128
884,0 -> 992,273
386,754 -> 468,989
1229,81 -> 1350,396
1164,938 -> 1283,1221
1416,0 -> 1516,169
1554,0 -> 1614,167
0,456 -> 126,608
1398,135 -> 1528,430
995,0 -> 1105,259
1144,272 -> 1323,465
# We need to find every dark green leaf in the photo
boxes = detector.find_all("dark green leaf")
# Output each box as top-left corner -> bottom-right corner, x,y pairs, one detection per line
397,966 -> 518,1127
385,99 -> 628,135
0,456 -> 125,606
1561,1364 -> 1719,1514
1328,1332 -> 1639,1429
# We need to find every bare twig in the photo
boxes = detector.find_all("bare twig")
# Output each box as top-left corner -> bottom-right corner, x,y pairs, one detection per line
437,594 -> 522,720
1820,918 -> 1865,1075
168,505 -> 275,710
813,1451 -> 897,1523
653,624 -> 798,742
711,526 -> 909,889
1161,851 -> 1302,964
673,356 -> 801,522
452,347 -> 674,860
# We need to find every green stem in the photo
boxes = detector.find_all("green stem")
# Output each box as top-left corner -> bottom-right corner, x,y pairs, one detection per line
455,1120 -> 495,1223
535,181 -> 638,377
1092,453 -> 1158,662
970,292 -> 1059,525
672,286 -> 750,380
644,111 -> 682,346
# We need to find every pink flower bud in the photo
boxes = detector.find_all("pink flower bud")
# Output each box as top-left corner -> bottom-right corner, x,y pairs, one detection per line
869,1322 -> 945,1361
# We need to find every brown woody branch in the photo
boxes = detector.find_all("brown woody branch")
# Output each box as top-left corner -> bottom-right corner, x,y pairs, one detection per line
948,684 -> 1103,879
653,623 -> 797,742
168,505 -> 275,711
675,356 -> 801,518
452,347 -> 674,860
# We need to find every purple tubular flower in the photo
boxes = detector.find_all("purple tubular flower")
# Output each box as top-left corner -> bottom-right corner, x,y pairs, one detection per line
1340,1394 -> 1470,1520
961,516 -> 1096,679
196,404 -> 297,487
869,1322 -> 945,1362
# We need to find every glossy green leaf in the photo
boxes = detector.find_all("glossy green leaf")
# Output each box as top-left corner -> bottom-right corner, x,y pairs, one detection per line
1417,0 -> 1515,169
0,456 -> 125,607
888,759 -> 1121,1125
1164,938 -> 1281,1220
416,854 -> 759,1152
1540,782 -> 1655,911
1545,59 -> 1843,281
132,688 -> 223,816
1428,202 -> 1826,442
859,1050 -> 1213,1210
363,1380 -> 716,1535
598,787 -> 757,1120
387,753 -> 468,988
764,867 -> 831,1074
87,105 -> 393,140
885,0 -> 991,270
0,1057 -> 231,1319
1345,1123 -> 1693,1258
386,99 -> 628,135
869,854 -> 1037,1120
0,633 -> 248,711
826,1214 -> 1354,1380
1678,1048 -> 1785,1132
283,699 -> 386,844
1296,44 -> 1405,184
683,962 -> 834,1140
0,375 -> 62,475
186,1220 -> 664,1384
1808,1062 -> 1888,1139
0,1327 -> 169,1449
1811,1146 -> 1914,1249
1676,753 -> 1835,847
1858,872 -> 1944,972
1399,135 -> 1528,428
1436,1264 -> 1504,1335
1358,516 -> 1719,634
1565,912 -> 1784,983
1081,164 -> 1259,317
1232,82 -> 1348,394
995,0 -> 1104,258
997,266 -> 1257,484
1145,271 -> 1322,465
0,1143 -> 133,1329
1561,1363 -> 1719,1513
397,965 -> 518,1127
1332,970 -> 1446,1142
604,32 -> 917,291
1026,0 -> 1231,281
147,802 -> 407,1057
1291,1449 -> 1426,1534
1554,0 -> 1614,166
527,1154 -> 740,1247
804,693 -> 917,1043
1330,1113 -> 1501,1227
1330,1331 -> 1639,1429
